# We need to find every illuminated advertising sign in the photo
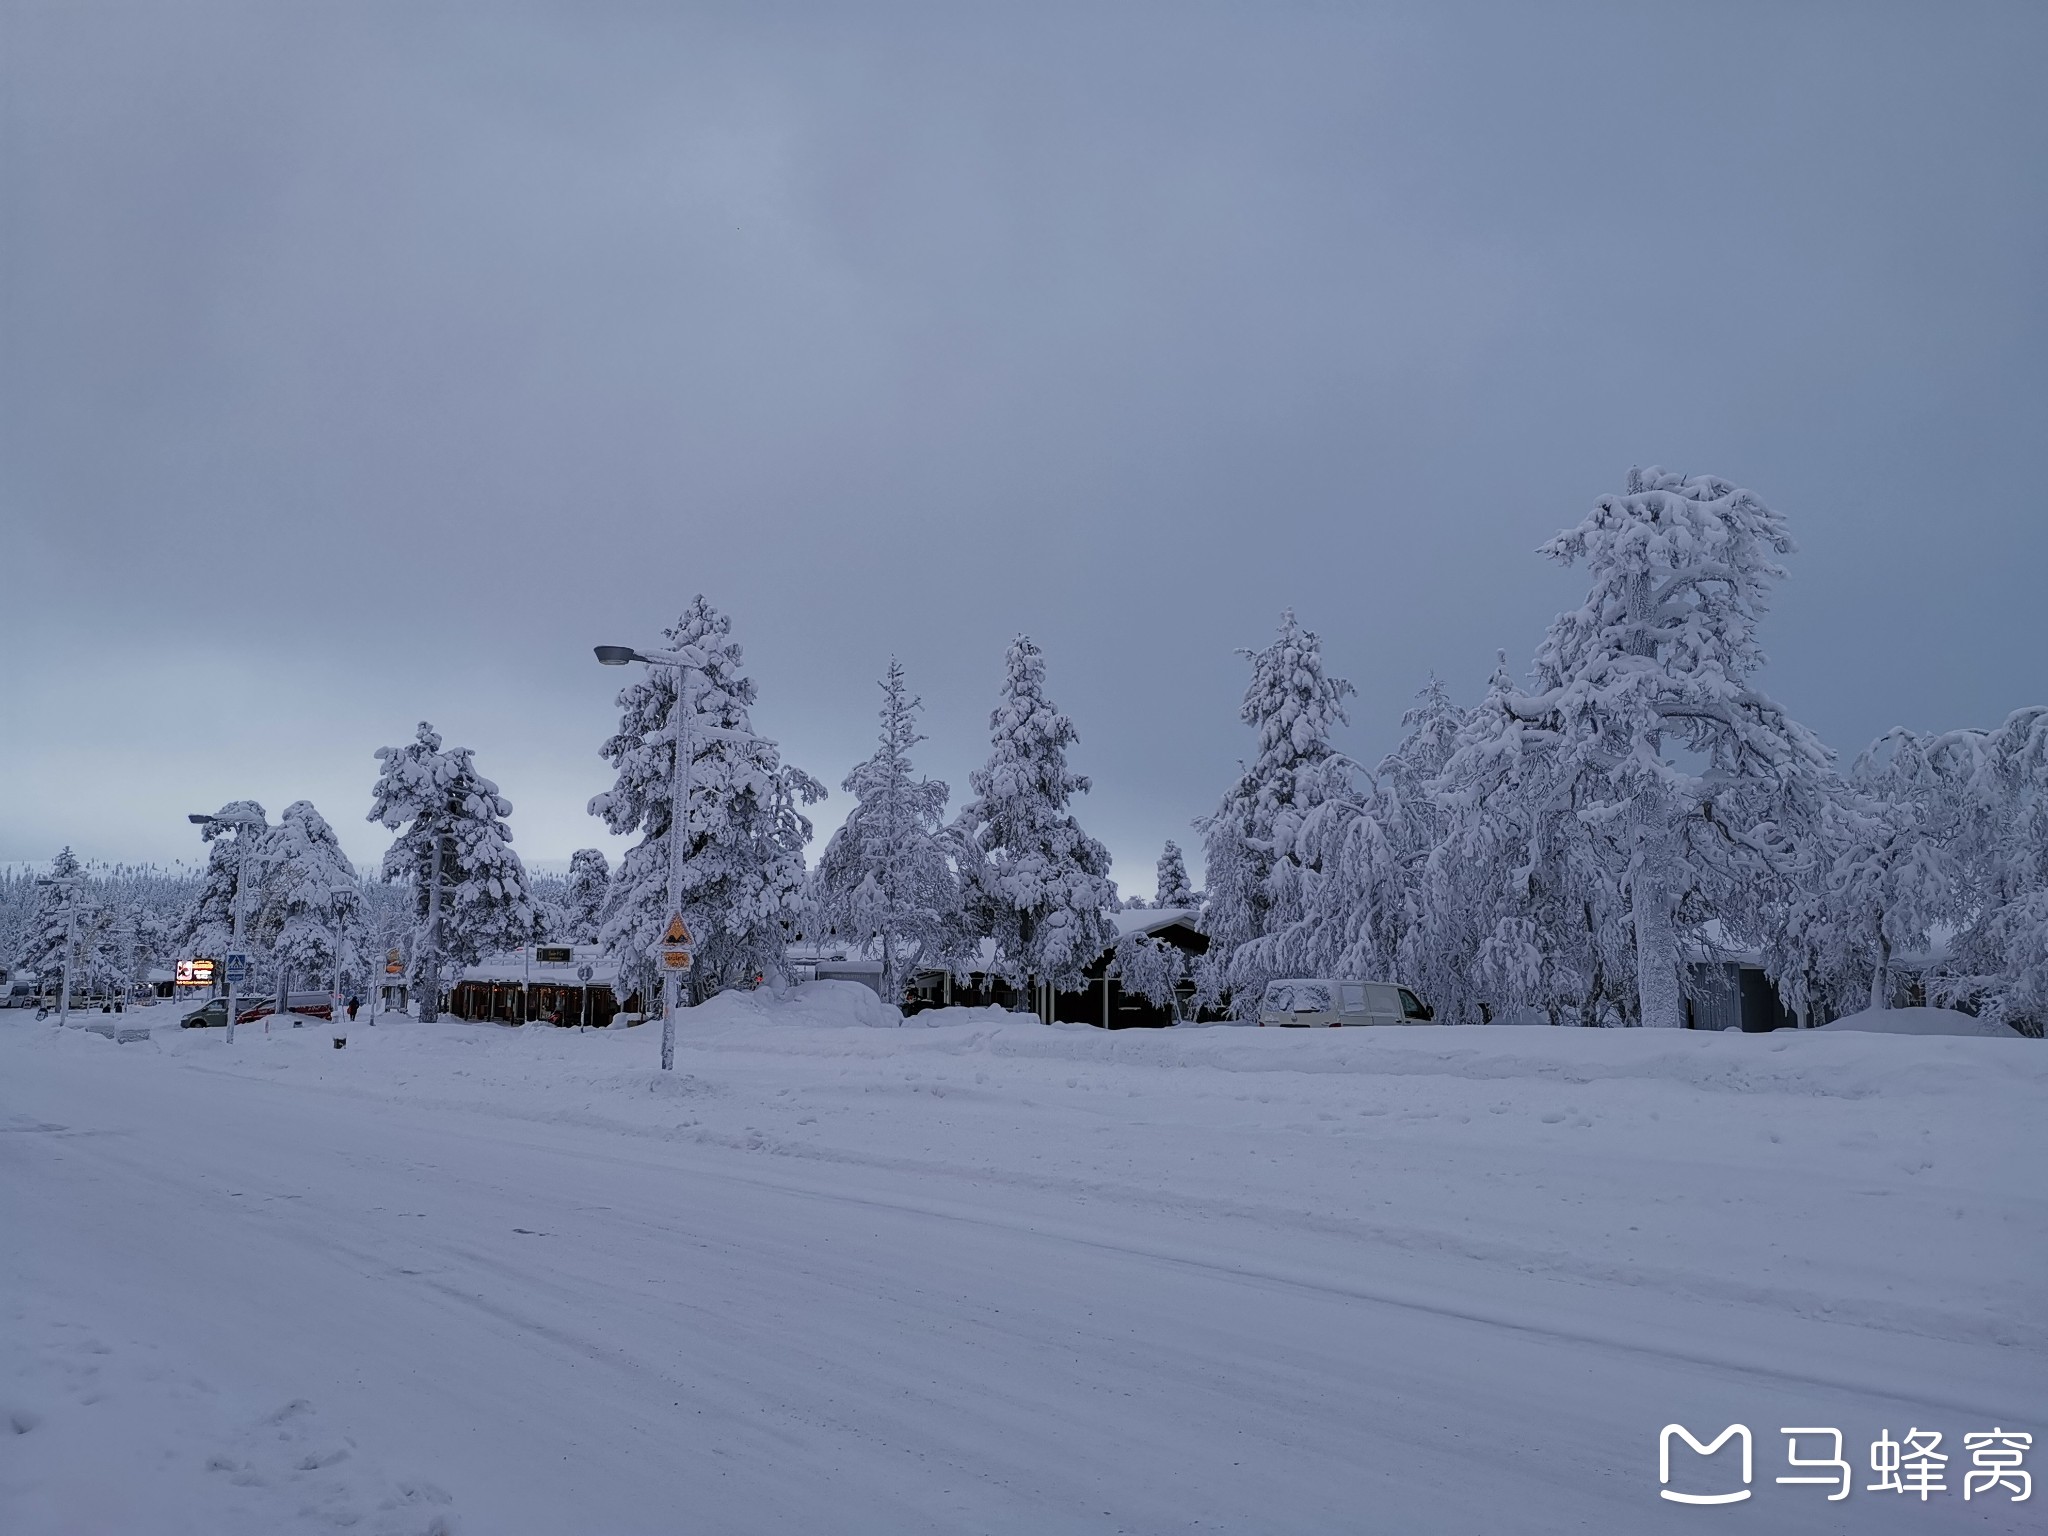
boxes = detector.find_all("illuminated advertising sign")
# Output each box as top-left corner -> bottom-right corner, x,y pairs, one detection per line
175,958 -> 216,987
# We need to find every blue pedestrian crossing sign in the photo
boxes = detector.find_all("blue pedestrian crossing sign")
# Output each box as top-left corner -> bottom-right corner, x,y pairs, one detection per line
224,952 -> 248,984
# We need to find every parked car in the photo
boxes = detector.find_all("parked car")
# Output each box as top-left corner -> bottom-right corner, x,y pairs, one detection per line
181,998 -> 239,1028
2,979 -> 43,1009
180,994 -> 330,1028
238,991 -> 335,1024
1257,979 -> 1434,1027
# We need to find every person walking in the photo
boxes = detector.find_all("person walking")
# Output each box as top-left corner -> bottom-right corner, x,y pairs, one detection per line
345,994 -> 360,1023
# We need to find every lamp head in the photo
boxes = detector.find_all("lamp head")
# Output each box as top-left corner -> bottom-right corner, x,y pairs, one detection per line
594,645 -> 639,666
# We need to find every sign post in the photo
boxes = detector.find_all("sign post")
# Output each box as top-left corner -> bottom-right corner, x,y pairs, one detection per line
657,914 -> 693,1067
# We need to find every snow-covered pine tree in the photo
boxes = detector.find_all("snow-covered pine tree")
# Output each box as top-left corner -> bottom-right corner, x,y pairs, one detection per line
1490,469 -> 1834,1028
1424,658 -> 1633,1025
559,849 -> 611,944
1864,708 -> 2048,1035
369,723 -> 541,1014
176,807 -> 269,962
248,801 -> 368,1003
1154,840 -> 1196,911
1261,676 -> 1472,1012
952,635 -> 1117,997
1763,731 -> 1963,1024
589,597 -> 826,1004
1196,611 -> 1354,1015
18,847 -> 86,987
1108,927 -> 1195,1020
811,659 -> 963,1005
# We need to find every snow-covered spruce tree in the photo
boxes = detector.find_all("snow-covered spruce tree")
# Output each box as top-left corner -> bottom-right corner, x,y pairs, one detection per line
1484,469 -> 1834,1028
247,801 -> 368,1002
1263,676 -> 1472,1014
370,723 -> 541,1012
1764,733 -> 1962,1024
175,807 -> 269,962
590,598 -> 826,1004
81,901 -> 129,997
1872,708 -> 2048,1035
1154,840 -> 1196,911
951,636 -> 1117,996
1424,659 -> 1636,1025
1196,611 -> 1354,1015
18,846 -> 87,986
559,849 -> 611,944
811,659 -> 963,1005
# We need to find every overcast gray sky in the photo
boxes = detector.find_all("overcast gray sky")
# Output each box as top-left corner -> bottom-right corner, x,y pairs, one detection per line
5,2 -> 2044,888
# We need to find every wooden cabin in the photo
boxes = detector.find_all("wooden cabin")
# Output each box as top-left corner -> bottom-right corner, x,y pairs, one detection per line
449,945 -> 642,1027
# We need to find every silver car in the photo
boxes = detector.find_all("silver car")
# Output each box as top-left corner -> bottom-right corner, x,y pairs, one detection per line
1257,979 -> 1434,1027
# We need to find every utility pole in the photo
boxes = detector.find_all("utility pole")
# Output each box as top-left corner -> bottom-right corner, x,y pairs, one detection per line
419,831 -> 445,1022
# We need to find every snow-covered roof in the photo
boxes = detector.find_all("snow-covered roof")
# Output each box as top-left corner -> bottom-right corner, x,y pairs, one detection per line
457,945 -> 621,986
1112,907 -> 1200,941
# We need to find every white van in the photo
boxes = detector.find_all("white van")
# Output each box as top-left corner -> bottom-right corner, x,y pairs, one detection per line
1257,978 -> 1434,1027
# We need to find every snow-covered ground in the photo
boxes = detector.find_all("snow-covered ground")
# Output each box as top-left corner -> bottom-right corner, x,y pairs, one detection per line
3,987 -> 2040,1534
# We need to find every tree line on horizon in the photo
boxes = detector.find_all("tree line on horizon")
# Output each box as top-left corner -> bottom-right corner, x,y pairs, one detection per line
9,468 -> 2044,1034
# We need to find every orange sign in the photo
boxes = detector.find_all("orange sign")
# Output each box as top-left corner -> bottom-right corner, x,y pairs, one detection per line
662,915 -> 692,946
662,950 -> 693,969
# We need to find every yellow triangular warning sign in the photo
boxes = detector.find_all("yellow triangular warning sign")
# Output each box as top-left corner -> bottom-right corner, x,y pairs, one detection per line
662,914 -> 692,946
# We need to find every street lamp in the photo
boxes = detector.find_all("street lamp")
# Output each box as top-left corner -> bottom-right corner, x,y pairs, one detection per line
190,807 -> 267,1044
33,874 -> 86,1026
595,641 -> 758,1072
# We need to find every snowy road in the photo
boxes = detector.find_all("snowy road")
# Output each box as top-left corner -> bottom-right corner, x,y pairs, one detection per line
4,1006 -> 2041,1534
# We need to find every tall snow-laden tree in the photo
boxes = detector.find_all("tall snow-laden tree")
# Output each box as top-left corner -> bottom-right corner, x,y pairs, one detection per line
1154,841 -> 1196,911
811,659 -> 962,1005
559,849 -> 611,944
1197,611 -> 1354,1014
18,846 -> 86,985
1764,732 -> 1960,1024
176,806 -> 269,962
370,723 -> 541,1013
248,801 -> 368,1002
1488,468 -> 1834,1027
952,635 -> 1117,993
590,597 -> 826,1004
1426,659 -> 1632,1025
1256,676 -> 1473,1013
1847,708 -> 2048,1036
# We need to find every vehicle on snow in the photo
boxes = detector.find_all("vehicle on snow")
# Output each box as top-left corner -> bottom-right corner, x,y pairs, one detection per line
1257,979 -> 1433,1027
180,993 -> 333,1028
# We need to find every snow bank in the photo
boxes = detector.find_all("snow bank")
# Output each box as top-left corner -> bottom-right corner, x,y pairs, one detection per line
1818,1005 -> 2024,1037
686,978 -> 904,1029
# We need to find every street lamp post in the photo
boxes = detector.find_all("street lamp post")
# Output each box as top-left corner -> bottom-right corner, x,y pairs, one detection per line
34,874 -> 86,1026
190,808 -> 266,1045
596,641 -> 760,1072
